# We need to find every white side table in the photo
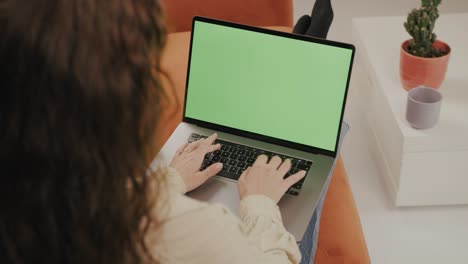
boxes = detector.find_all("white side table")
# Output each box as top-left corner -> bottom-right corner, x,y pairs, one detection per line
352,13 -> 468,206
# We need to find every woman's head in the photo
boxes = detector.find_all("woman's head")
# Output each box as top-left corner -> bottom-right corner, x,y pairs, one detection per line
0,0 -> 166,263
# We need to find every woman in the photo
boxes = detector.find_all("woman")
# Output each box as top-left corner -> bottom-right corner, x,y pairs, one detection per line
0,1 -> 315,263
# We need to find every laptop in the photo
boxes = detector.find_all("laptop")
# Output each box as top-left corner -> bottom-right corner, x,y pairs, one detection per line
156,16 -> 355,241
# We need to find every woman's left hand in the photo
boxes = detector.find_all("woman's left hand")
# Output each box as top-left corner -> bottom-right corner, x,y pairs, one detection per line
169,133 -> 223,193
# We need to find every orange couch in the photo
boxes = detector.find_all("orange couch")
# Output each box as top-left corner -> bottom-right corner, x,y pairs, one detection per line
157,1 -> 370,263
162,0 -> 293,33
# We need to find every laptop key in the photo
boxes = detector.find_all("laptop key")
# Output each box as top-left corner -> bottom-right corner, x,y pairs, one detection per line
297,164 -> 310,171
288,190 -> 299,196
229,166 -> 238,173
220,157 -> 228,163
237,162 -> 246,168
237,156 -> 247,162
190,134 -> 200,140
229,153 -> 239,160
247,158 -> 256,164
221,145 -> 228,151
237,149 -> 246,155
228,160 -> 237,166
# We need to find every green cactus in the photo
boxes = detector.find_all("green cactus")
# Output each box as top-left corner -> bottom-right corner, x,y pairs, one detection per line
404,0 -> 447,57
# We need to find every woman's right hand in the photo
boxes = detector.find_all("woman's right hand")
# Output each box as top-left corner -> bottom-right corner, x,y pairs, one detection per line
237,155 -> 307,204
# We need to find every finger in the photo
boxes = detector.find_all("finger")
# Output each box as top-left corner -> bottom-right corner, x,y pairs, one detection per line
268,155 -> 282,169
185,138 -> 204,153
276,159 -> 292,177
196,142 -> 221,155
195,162 -> 223,180
238,166 -> 251,181
283,170 -> 307,190
175,143 -> 189,157
253,154 -> 268,166
203,133 -> 218,146
207,143 -> 221,153
196,133 -> 219,153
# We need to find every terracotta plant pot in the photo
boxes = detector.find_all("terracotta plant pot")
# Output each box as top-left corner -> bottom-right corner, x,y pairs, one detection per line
400,39 -> 451,91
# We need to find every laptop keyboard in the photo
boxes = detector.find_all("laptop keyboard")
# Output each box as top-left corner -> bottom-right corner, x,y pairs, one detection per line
187,133 -> 313,196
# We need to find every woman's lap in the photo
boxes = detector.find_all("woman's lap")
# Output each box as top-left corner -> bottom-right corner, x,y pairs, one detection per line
298,172 -> 332,264
298,123 -> 349,264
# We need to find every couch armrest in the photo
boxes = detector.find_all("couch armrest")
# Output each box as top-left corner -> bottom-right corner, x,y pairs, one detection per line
314,158 -> 371,264
161,0 -> 293,33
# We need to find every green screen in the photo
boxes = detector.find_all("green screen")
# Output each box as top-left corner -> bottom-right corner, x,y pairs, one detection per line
185,21 -> 353,152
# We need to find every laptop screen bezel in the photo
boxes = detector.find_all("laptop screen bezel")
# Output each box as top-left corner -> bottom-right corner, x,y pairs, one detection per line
182,16 -> 355,158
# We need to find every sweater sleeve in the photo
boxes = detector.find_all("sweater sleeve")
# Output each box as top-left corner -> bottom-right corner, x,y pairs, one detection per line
164,166 -> 187,194
239,194 -> 301,263
151,190 -> 301,264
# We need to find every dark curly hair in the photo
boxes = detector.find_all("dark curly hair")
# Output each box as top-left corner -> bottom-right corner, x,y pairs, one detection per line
0,0 -> 167,263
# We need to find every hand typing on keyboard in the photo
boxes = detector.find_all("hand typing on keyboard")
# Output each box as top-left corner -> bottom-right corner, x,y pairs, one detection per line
237,155 -> 306,204
173,133 -> 312,198
170,133 -> 223,193
192,133 -> 312,196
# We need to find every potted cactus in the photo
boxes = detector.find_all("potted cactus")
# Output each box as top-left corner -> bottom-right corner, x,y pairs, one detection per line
400,0 -> 451,91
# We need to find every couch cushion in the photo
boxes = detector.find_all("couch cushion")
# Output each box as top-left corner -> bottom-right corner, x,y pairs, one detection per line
157,30 -> 370,264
